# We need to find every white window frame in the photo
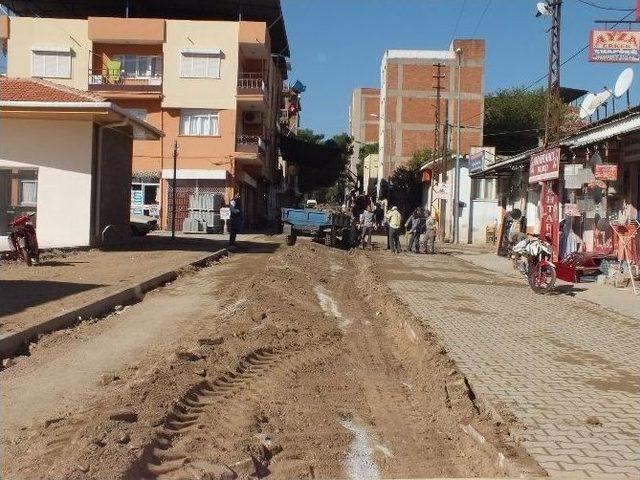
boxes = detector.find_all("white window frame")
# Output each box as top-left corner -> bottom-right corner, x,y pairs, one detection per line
180,109 -> 220,137
31,49 -> 72,79
180,49 -> 221,79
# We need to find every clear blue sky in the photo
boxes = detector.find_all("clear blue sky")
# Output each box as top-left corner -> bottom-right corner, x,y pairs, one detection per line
281,0 -> 639,138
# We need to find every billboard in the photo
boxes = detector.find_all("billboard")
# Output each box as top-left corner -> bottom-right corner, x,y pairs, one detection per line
589,30 -> 640,63
468,151 -> 485,173
529,148 -> 561,183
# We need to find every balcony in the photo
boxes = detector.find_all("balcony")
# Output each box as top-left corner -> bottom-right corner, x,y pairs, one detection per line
238,73 -> 266,95
236,134 -> 265,155
88,69 -> 162,96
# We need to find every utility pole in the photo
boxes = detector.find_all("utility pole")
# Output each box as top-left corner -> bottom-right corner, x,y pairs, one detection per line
432,63 -> 446,161
544,0 -> 562,148
454,48 -> 463,244
171,140 -> 178,240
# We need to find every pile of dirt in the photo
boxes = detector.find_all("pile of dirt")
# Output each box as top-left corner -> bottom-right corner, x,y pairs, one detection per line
2,240 -> 542,479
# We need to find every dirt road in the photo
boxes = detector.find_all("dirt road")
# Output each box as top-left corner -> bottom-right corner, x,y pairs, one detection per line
2,239 -> 540,479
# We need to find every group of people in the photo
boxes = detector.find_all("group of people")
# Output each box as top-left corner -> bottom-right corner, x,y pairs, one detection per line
351,200 -> 437,254
384,206 -> 437,254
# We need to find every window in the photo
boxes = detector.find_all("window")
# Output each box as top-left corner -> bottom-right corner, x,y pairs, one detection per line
127,109 -> 148,121
113,55 -> 162,78
20,179 -> 38,206
32,50 -> 71,78
180,51 -> 221,78
180,109 -> 219,136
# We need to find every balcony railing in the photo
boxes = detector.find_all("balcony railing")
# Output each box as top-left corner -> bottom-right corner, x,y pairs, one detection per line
236,134 -> 265,154
88,69 -> 162,92
237,73 -> 266,93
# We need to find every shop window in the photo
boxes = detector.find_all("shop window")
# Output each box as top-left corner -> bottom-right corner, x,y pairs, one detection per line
471,178 -> 497,200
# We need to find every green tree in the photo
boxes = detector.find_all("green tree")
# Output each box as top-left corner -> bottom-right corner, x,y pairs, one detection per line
407,148 -> 433,171
483,87 -> 546,155
296,128 -> 325,144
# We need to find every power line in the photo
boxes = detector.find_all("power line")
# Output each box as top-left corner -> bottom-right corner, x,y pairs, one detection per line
450,0 -> 468,42
472,0 -> 493,36
574,0 -> 634,12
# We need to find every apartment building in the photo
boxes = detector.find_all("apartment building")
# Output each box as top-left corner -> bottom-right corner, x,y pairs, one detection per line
379,39 -> 485,177
0,12 -> 290,229
348,87 -> 380,176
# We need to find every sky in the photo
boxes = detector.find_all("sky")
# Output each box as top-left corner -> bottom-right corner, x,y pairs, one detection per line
281,0 -> 640,138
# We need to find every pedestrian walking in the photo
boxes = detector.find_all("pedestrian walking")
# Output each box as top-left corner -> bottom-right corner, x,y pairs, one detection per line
228,194 -> 242,247
423,209 -> 437,254
405,207 -> 425,253
359,205 -> 376,250
385,206 -> 402,253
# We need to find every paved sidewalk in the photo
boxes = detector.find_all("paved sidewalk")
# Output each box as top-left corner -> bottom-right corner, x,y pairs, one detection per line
378,251 -> 640,478
446,245 -> 640,321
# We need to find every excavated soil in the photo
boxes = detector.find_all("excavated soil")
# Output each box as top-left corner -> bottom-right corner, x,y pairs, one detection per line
2,239 -> 541,479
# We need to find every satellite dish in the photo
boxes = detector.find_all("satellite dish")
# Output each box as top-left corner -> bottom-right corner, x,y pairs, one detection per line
536,2 -> 552,16
580,93 -> 596,119
588,90 -> 612,111
614,68 -> 634,98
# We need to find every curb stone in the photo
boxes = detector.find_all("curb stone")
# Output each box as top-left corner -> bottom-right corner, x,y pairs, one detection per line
0,249 -> 228,359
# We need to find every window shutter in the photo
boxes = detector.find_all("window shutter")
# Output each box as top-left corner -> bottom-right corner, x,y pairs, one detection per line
180,53 -> 192,77
44,54 -> 58,77
32,52 -> 45,77
58,52 -> 71,77
191,55 -> 207,77
207,56 -> 221,78
211,114 -> 219,135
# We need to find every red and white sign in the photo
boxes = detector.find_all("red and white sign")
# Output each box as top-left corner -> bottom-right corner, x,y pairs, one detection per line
594,164 -> 618,181
530,148 -> 561,183
589,30 -> 640,63
540,182 -> 560,262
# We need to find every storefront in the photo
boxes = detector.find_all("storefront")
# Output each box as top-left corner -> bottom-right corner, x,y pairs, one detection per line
472,108 -> 640,288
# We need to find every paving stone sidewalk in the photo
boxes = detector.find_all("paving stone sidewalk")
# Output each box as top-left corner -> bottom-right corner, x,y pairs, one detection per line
379,252 -> 640,478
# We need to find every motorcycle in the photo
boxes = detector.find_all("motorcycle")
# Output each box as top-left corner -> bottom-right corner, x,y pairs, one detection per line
511,236 -> 556,293
9,213 -> 40,266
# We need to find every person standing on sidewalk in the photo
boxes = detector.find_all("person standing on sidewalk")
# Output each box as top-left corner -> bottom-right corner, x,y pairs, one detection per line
359,205 -> 376,250
423,209 -> 437,254
385,206 -> 402,253
228,194 -> 242,247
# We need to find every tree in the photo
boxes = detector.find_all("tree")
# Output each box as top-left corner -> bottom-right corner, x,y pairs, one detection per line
483,87 -> 580,155
385,148 -> 432,215
483,87 -> 546,155
296,128 -> 325,144
407,148 -> 433,171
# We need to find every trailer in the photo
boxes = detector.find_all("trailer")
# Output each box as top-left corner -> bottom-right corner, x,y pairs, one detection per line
281,208 -> 355,248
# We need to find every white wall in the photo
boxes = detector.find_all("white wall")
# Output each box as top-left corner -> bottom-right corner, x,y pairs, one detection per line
470,199 -> 499,244
0,118 -> 94,248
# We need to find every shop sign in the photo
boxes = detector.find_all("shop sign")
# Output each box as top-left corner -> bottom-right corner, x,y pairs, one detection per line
589,30 -> 640,63
432,182 -> 449,200
594,164 -> 618,181
219,207 -> 231,220
564,203 -> 581,217
540,182 -> 560,261
468,151 -> 485,173
529,148 -> 561,183
422,169 -> 432,183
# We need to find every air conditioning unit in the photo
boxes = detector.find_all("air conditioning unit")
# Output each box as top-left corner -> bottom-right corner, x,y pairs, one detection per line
243,111 -> 263,124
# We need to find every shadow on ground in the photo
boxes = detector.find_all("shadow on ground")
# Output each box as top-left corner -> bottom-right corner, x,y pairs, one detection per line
0,280 -> 103,320
101,236 -> 281,255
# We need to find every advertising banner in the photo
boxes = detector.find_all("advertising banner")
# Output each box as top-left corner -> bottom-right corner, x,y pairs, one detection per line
540,181 -> 560,262
529,148 -> 561,183
589,30 -> 640,63
594,164 -> 618,181
468,151 -> 485,173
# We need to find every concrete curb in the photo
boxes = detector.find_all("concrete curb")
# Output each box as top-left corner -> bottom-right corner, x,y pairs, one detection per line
0,248 -> 228,359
